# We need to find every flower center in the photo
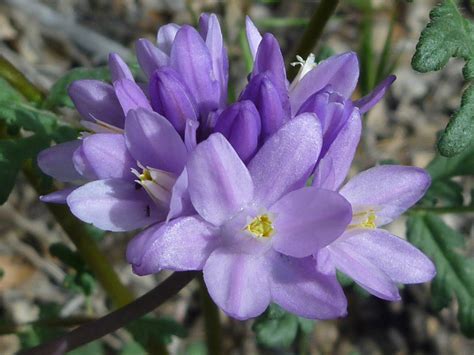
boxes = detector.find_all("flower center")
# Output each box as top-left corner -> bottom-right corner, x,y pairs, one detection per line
245,214 -> 274,238
348,210 -> 377,229
132,163 -> 177,208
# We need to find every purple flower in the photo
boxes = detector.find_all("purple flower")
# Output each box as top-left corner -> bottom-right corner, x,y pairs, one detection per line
314,164 -> 436,300
127,114 -> 352,319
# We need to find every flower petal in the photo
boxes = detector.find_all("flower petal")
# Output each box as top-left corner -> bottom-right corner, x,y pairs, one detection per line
73,133 -> 136,180
167,168 -> 195,221
245,16 -> 262,60
248,113 -> 322,207
289,52 -> 359,114
149,67 -> 198,134
214,100 -> 261,162
135,38 -> 168,78
338,228 -> 436,284
269,252 -> 347,319
355,75 -> 396,114
203,247 -> 271,320
170,25 -> 220,114
67,179 -> 162,231
37,140 -> 82,182
252,33 -> 286,88
271,187 -> 352,257
202,13 -> 228,106
125,108 -> 187,174
187,133 -> 254,226
313,108 -> 362,190
108,53 -> 134,82
156,23 -> 180,54
68,80 -> 125,128
339,165 -> 431,225
40,187 -> 76,204
127,215 -> 219,275
113,79 -> 151,114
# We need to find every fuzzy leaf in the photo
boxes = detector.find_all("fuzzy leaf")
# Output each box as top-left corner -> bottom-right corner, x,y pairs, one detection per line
426,142 -> 474,180
407,213 -> 474,337
0,135 -> 49,204
412,0 -> 474,156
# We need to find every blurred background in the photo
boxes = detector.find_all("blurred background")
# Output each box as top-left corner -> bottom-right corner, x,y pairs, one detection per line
0,0 -> 473,354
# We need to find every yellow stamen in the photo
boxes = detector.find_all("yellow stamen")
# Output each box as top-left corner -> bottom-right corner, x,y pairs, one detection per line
348,210 -> 377,229
139,169 -> 152,182
245,214 -> 274,238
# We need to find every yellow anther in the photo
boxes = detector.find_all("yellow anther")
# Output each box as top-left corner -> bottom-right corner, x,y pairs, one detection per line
348,210 -> 377,230
245,214 -> 274,238
139,169 -> 152,182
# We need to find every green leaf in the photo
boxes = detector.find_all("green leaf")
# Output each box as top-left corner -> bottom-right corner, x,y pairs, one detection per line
423,180 -> 464,207
42,67 -> 110,110
412,0 -> 474,156
0,102 -> 58,135
0,77 -> 24,103
120,341 -> 147,355
407,213 -> 474,337
49,242 -> 85,271
127,317 -> 187,347
69,341 -> 104,355
0,135 -> 49,204
183,341 -> 208,355
426,141 -> 474,180
253,311 -> 299,349
438,84 -> 474,156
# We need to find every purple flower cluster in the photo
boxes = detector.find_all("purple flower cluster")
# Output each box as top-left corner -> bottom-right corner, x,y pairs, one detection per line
38,14 -> 435,320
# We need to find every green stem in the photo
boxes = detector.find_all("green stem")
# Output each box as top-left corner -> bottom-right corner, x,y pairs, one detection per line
198,275 -> 221,355
0,56 -> 44,104
286,0 -> 339,80
410,205 -> 474,214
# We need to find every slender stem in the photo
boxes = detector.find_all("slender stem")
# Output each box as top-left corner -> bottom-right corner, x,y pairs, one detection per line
0,56 -> 44,104
198,276 -> 221,355
286,0 -> 339,80
0,316 -> 96,335
19,271 -> 198,355
410,205 -> 474,214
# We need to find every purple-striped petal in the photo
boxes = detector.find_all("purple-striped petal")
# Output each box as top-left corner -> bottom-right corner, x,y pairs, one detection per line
149,67 -> 198,134
68,80 -> 125,128
355,75 -> 396,114
245,16 -> 262,60
339,165 -> 431,226
271,187 -> 352,258
252,33 -> 286,88
37,140 -> 82,182
167,168 -> 195,221
170,25 -> 220,114
73,133 -> 136,180
289,52 -> 359,114
125,108 -> 187,174
187,133 -> 254,226
323,241 -> 401,301
269,252 -> 347,319
214,100 -> 261,162
108,53 -> 134,82
313,108 -> 362,190
203,247 -> 271,320
156,23 -> 180,54
248,113 -> 322,207
40,187 -> 76,204
127,215 -> 219,275
337,229 -> 436,284
67,179 -> 161,232
136,38 -> 169,78
113,79 -> 151,114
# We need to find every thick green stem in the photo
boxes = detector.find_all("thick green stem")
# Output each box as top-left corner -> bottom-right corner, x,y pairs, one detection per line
410,205 -> 474,214
198,276 -> 221,355
286,0 -> 339,80
0,56 -> 44,104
